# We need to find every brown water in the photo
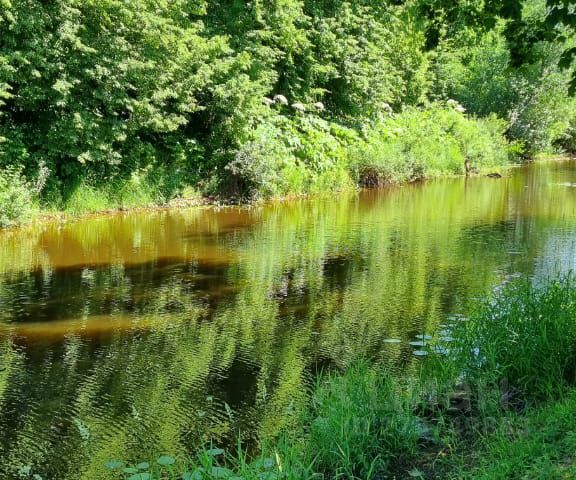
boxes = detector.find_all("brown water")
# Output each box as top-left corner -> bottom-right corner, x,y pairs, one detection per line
0,161 -> 575,479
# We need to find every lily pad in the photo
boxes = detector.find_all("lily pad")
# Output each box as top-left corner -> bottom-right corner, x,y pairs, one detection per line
383,338 -> 401,344
105,461 -> 125,470
409,340 -> 427,347
123,467 -> 139,474
417,334 -> 433,340
413,350 -> 428,357
136,463 -> 150,470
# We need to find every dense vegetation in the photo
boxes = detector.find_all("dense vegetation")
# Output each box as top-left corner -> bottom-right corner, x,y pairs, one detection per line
0,0 -> 575,224
99,275 -> 576,479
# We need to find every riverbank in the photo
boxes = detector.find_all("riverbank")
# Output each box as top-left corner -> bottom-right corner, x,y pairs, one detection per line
0,103 -> 513,229
102,275 -> 576,479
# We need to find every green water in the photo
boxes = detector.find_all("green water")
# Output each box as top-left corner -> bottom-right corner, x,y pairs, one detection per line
0,161 -> 575,479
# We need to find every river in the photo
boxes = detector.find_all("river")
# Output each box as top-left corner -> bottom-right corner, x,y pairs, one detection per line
0,160 -> 575,479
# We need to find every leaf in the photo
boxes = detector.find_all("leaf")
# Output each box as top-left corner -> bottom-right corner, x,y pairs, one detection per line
207,448 -> 224,456
211,466 -> 234,478
105,460 -> 125,469
136,462 -> 150,470
123,467 -> 139,474
182,469 -> 204,480
129,474 -> 151,480
156,455 -> 176,466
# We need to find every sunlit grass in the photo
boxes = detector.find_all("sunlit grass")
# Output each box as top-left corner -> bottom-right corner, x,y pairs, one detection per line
305,362 -> 419,478
453,274 -> 576,406
453,392 -> 576,480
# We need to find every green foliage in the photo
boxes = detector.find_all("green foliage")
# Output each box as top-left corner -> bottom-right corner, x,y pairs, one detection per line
429,10 -> 576,155
305,2 -> 429,117
0,0 -> 253,181
418,0 -> 576,94
227,114 -> 357,198
353,103 -> 511,185
454,275 -> 576,405
457,392 -> 576,479
0,167 -> 37,226
305,362 -> 420,479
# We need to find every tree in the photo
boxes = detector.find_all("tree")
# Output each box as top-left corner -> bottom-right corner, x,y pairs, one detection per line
416,0 -> 576,93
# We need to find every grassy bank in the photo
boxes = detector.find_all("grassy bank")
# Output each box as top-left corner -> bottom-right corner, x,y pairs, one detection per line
99,274 -> 576,480
0,102 -> 512,227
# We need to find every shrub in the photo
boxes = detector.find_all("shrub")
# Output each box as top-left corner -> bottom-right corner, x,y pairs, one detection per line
0,167 -> 38,227
226,115 -> 357,199
352,103 -> 511,186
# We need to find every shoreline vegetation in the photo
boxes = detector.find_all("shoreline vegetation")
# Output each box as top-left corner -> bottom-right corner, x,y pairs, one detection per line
0,154 -> 572,231
2,0 -> 576,228
1,102 -> 515,228
102,275 -> 576,480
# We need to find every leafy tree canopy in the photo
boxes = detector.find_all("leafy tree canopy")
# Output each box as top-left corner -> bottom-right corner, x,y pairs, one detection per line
416,0 -> 576,93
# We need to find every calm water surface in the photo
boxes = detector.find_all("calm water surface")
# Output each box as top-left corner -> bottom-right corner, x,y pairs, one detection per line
0,161 -> 575,479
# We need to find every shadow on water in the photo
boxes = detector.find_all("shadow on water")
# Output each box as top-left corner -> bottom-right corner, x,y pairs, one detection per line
0,160 -> 575,479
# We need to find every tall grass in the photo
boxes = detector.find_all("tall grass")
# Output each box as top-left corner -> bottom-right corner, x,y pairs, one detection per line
61,167 -> 192,216
456,391 -> 576,480
305,362 -> 420,478
453,274 -> 576,406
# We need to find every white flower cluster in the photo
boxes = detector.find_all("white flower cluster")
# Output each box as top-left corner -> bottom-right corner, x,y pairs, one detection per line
447,99 -> 466,113
262,95 -> 325,113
